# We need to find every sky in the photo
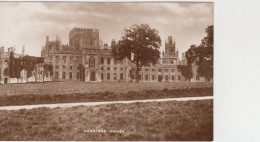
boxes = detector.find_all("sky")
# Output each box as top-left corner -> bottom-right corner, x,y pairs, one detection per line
0,2 -> 213,57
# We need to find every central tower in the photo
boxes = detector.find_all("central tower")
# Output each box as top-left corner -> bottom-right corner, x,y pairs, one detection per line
162,36 -> 179,65
69,28 -> 101,82
165,36 -> 176,56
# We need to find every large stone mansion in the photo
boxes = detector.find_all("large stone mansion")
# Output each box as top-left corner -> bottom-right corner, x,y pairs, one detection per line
41,27 -> 204,82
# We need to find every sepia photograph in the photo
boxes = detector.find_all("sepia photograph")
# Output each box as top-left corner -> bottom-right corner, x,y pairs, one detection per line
0,1 -> 213,141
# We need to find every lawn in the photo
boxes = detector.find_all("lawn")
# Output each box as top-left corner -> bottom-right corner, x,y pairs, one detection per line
0,100 -> 213,141
0,82 -> 213,96
0,87 -> 213,106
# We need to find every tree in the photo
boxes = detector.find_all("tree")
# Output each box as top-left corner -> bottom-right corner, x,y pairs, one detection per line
14,58 -> 22,78
177,64 -> 193,82
22,55 -> 44,78
43,63 -> 53,82
186,25 -> 214,81
9,51 -> 15,78
112,24 -> 161,82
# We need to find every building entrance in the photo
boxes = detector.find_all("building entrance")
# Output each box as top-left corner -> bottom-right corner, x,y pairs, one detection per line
4,78 -> 8,84
90,72 -> 95,81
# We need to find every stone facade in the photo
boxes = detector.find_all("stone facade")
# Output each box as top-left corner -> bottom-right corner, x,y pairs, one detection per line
0,47 -> 52,84
0,47 -> 15,84
41,27 -> 204,82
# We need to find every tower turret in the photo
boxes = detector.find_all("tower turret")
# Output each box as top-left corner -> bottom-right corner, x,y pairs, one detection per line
46,36 -> 49,44
22,45 -> 25,57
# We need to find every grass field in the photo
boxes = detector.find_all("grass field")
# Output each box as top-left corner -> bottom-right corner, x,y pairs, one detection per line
0,100 -> 213,141
0,87 -> 213,106
0,82 -> 213,96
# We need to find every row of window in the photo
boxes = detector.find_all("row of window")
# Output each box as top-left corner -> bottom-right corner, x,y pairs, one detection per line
101,58 -> 124,65
101,67 -> 125,71
53,71 -> 182,81
55,65 -> 74,70
101,73 -> 124,80
54,65 -> 181,75
100,67 -> 180,73
136,75 -> 181,81
143,68 -> 180,73
54,71 -> 80,79
53,56 -> 81,64
100,73 -> 181,81
51,56 -> 123,65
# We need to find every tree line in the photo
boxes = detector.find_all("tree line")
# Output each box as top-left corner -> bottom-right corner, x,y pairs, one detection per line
179,25 -> 213,81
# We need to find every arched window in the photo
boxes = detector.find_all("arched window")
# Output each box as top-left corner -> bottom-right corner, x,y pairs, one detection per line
89,56 -> 95,68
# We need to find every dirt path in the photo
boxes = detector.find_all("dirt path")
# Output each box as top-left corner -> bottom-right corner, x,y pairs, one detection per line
0,96 -> 213,110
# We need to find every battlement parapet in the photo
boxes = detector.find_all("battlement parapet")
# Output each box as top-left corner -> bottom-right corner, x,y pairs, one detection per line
69,28 -> 99,35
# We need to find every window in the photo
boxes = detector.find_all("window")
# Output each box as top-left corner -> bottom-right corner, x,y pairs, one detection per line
165,75 -> 168,81
171,61 -> 173,64
165,69 -> 168,72
152,69 -> 155,72
114,67 -> 117,71
77,56 -> 81,62
152,75 -> 155,80
101,67 -> 103,70
114,59 -> 118,64
145,69 -> 148,72
114,73 -> 117,80
120,67 -> 123,71
120,73 -> 123,80
145,75 -> 148,80
101,73 -> 103,80
76,72 -> 80,79
55,56 -> 59,63
70,66 -> 72,70
107,67 -> 110,71
62,72 -> 66,78
107,58 -> 110,65
89,56 -> 95,68
69,72 -> 72,79
63,56 -> 66,63
101,58 -> 104,64
172,76 -> 175,80
138,75 -> 141,80
55,65 -> 59,70
172,69 -> 175,73
107,73 -> 110,80
159,69 -> 161,72
55,71 -> 59,78
62,65 -> 66,69
178,76 -> 181,80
